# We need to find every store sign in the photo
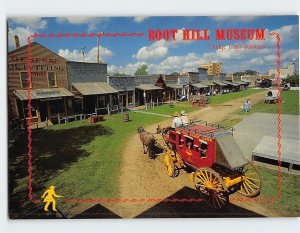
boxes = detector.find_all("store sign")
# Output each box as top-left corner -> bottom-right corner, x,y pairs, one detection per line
67,62 -> 107,76
35,90 -> 61,97
8,56 -> 65,75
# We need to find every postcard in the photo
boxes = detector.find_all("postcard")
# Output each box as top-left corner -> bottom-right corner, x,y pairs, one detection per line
7,16 -> 299,219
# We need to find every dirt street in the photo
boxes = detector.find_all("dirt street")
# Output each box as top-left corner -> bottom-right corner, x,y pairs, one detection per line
70,91 -> 277,218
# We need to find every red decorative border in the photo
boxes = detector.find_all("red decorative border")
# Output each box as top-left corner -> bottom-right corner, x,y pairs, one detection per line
25,32 -> 282,205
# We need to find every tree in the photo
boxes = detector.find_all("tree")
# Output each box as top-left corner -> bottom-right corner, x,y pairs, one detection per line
114,73 -> 127,76
281,74 -> 299,87
233,70 -> 258,76
134,64 -> 148,75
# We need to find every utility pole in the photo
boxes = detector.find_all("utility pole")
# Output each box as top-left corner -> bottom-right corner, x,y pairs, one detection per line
80,47 -> 86,62
97,32 -> 103,64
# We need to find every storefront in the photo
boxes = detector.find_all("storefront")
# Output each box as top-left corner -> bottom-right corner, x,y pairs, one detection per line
134,75 -> 165,105
71,82 -> 118,115
108,76 -> 135,109
213,81 -> 227,94
8,41 -> 71,125
190,83 -> 208,95
14,88 -> 74,124
221,81 -> 240,92
135,85 -> 163,105
200,80 -> 216,94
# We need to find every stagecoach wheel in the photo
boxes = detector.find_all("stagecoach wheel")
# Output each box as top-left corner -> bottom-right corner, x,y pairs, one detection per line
164,154 -> 175,177
238,163 -> 262,197
194,168 -> 228,209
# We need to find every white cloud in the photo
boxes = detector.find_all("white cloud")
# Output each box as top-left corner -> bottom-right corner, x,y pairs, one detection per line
8,26 -> 35,48
132,28 -> 197,61
8,17 -> 47,48
211,16 -> 260,22
133,40 -> 168,61
265,24 -> 298,45
133,16 -> 149,23
58,46 -> 113,63
10,17 -> 47,29
250,57 -> 264,65
56,17 -> 109,32
109,45 -> 299,76
108,62 -> 147,75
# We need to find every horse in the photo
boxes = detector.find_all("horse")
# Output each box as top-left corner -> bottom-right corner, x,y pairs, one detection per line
137,126 -> 156,158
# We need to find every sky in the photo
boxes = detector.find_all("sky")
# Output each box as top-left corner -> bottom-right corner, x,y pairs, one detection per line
7,16 -> 299,75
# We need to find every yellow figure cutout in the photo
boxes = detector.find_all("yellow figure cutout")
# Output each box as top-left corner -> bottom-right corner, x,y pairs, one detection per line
41,185 -> 63,212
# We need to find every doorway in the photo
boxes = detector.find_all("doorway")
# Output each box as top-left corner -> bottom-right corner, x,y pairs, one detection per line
39,101 -> 48,122
120,94 -> 127,107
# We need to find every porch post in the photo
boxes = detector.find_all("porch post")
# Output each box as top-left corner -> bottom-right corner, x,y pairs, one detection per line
64,97 -> 67,116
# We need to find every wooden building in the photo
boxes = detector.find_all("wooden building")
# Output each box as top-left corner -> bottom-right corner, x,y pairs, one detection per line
8,42 -> 74,124
212,81 -> 227,94
134,75 -> 165,105
163,74 -> 183,101
71,82 -> 118,115
190,83 -> 208,95
108,75 -> 135,109
200,80 -> 216,93
66,61 -> 120,115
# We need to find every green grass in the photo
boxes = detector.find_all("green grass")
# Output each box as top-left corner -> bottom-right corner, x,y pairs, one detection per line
218,116 -> 300,217
10,88 -> 295,217
256,166 -> 300,217
9,112 -> 166,217
209,88 -> 264,105
237,90 -> 299,115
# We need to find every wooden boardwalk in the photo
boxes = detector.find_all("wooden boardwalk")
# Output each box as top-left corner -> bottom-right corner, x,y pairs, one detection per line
252,136 -> 300,172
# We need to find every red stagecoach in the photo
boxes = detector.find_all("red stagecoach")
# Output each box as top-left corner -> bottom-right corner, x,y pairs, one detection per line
146,120 -> 262,209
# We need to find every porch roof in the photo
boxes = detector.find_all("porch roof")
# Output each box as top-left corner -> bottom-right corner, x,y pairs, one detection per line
200,80 -> 216,86
167,84 -> 183,89
213,81 -> 227,86
222,81 -> 240,87
15,88 -> 74,101
135,84 -> 163,91
191,83 -> 208,89
72,82 -> 118,95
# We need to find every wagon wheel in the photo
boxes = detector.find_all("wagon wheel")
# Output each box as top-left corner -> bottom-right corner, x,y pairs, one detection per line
238,163 -> 261,197
164,154 -> 175,177
194,167 -> 228,209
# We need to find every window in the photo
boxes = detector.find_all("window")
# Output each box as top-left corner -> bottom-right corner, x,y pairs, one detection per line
97,95 -> 106,108
24,106 -> 37,118
185,136 -> 194,149
112,95 -> 118,106
200,140 -> 208,158
128,91 -> 133,104
48,72 -> 57,87
49,100 -> 64,115
20,72 -> 30,88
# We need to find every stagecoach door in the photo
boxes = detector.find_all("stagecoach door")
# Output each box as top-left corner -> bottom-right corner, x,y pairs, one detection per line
192,139 -> 214,168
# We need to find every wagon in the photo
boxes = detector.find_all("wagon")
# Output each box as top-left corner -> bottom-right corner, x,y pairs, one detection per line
191,95 -> 209,107
265,90 -> 279,104
139,121 -> 262,209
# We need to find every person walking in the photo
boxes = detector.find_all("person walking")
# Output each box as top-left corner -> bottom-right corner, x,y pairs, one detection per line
247,99 -> 251,110
41,185 -> 63,212
243,100 -> 249,113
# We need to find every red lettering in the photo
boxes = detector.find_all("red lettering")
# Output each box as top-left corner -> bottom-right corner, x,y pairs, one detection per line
256,29 -> 265,40
148,29 -> 178,41
182,29 -> 190,40
216,29 -> 225,40
170,29 -> 178,40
